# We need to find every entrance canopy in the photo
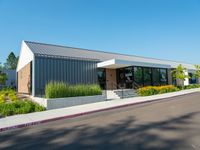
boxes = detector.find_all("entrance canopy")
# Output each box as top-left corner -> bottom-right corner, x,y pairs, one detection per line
97,59 -> 171,69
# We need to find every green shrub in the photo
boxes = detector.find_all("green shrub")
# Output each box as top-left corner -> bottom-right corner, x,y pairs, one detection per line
0,100 -> 45,117
137,86 -> 157,96
0,95 -> 5,104
0,89 -> 45,117
0,88 -> 14,95
45,82 -> 102,98
183,84 -> 200,90
0,89 -> 18,102
137,85 -> 179,96
8,94 -> 18,101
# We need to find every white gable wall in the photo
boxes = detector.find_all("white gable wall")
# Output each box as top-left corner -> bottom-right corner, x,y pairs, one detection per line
17,41 -> 34,72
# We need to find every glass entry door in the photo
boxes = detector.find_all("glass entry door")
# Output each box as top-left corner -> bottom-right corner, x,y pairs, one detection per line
117,67 -> 133,89
117,68 -> 125,88
124,67 -> 133,88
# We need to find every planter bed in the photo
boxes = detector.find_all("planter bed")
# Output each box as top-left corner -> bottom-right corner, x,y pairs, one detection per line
32,95 -> 106,110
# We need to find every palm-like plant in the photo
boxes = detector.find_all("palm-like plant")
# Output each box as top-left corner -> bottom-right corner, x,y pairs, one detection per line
194,65 -> 200,83
172,64 -> 190,89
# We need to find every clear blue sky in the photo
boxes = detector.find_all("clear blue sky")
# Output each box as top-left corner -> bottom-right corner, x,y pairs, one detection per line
0,0 -> 200,64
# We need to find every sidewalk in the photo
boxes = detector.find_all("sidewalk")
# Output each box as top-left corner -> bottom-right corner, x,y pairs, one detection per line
1,88 -> 200,132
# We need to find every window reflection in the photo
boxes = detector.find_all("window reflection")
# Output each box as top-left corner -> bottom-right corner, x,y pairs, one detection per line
160,69 -> 167,85
134,67 -> 143,86
143,68 -> 152,86
97,68 -> 106,89
152,68 -> 160,85
124,67 -> 133,88
189,73 -> 197,84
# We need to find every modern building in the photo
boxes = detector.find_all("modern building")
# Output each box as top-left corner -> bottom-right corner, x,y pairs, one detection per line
17,41 -> 198,97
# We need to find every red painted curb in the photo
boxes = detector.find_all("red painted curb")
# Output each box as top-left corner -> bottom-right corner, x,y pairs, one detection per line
0,92 -> 197,132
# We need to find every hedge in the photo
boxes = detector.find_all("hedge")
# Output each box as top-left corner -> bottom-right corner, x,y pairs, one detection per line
45,82 -> 102,98
137,85 -> 180,96
183,84 -> 200,90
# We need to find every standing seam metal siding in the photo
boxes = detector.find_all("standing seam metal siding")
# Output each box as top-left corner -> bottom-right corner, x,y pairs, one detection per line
34,56 -> 99,96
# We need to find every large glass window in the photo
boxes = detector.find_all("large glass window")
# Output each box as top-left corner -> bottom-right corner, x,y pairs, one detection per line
97,69 -> 106,89
160,69 -> 167,85
116,66 -> 169,89
134,67 -> 143,86
189,73 -> 197,84
152,68 -> 160,85
143,68 -> 152,86
124,67 -> 133,88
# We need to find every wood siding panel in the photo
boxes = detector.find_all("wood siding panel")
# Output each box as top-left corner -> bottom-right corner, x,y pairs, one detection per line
17,62 -> 31,94
106,69 -> 117,89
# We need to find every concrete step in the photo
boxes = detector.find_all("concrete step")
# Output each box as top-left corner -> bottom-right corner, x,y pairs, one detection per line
105,89 -> 138,99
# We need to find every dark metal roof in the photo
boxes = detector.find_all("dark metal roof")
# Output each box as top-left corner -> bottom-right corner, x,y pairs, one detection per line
24,41 -> 196,69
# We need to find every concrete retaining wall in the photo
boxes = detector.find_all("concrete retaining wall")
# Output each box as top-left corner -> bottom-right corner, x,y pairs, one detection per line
31,95 -> 106,110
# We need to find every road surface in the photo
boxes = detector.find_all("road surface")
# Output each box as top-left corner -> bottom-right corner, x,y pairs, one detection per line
1,92 -> 200,150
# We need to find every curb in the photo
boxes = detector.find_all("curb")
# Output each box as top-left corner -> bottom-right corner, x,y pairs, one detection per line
0,92 -> 199,132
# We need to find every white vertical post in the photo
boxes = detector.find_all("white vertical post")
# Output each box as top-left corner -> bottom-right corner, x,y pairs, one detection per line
32,56 -> 35,96
184,70 -> 189,86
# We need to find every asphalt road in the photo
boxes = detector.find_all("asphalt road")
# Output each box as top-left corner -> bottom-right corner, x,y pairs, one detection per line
1,92 -> 200,150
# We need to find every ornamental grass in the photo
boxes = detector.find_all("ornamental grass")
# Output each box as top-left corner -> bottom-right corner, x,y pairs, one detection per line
45,81 -> 102,98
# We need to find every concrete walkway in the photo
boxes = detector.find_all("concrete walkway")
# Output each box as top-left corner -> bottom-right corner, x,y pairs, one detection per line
1,88 -> 200,132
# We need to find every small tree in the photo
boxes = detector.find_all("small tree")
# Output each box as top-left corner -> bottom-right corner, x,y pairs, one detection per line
194,65 -> 200,84
172,64 -> 190,89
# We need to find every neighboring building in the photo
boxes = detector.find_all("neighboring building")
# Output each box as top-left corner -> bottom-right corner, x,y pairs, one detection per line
4,69 -> 16,88
17,41 -> 198,96
0,69 -> 16,88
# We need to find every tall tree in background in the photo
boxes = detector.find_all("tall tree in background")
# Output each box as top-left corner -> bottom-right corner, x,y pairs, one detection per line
4,52 -> 18,70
